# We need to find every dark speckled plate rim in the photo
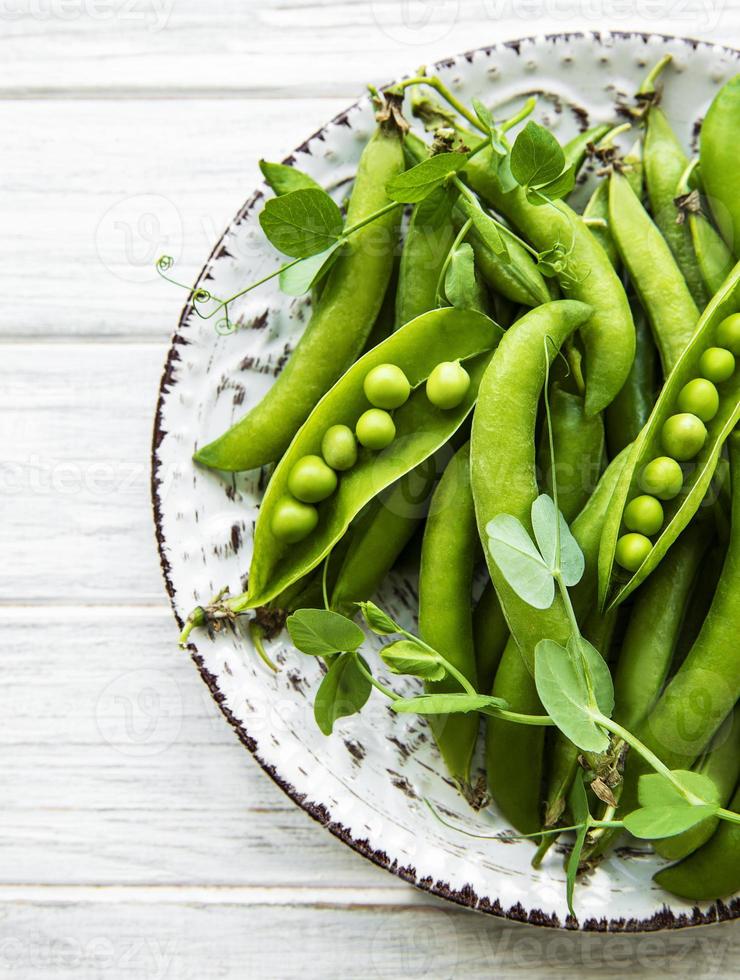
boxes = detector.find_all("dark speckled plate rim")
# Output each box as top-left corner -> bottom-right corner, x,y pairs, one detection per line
151,30 -> 740,932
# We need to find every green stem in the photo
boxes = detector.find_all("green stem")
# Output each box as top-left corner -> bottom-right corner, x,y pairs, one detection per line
341,199 -> 403,237
676,158 -> 699,198
485,707 -> 555,727
356,658 -> 401,701
390,75 -> 487,133
249,621 -> 279,672
716,807 -> 740,826
179,607 -> 205,647
638,54 -> 672,95
500,97 -> 537,133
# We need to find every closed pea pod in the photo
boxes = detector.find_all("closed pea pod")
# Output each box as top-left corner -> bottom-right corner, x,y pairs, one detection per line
612,520 -> 709,731
675,160 -> 734,297
330,455 -> 437,615
395,186 -> 457,327
640,59 -> 710,307
536,384 -> 605,523
486,637 -> 545,835
241,307 -> 503,608
608,171 -> 699,375
700,72 -> 740,255
472,582 -> 508,697
582,131 -> 643,269
193,108 -> 405,472
654,707 -> 740,862
419,443 -> 480,790
598,261 -> 740,609
471,300 -> 594,674
461,139 -> 635,416
605,305 -> 659,457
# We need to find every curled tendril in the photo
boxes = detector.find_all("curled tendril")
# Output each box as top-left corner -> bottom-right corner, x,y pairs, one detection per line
156,255 -> 234,333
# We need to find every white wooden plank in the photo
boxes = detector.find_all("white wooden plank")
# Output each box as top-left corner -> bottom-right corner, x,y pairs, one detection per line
0,606 -> 406,889
0,98 -> 345,340
0,897 -> 736,980
1,1 -> 738,97
1,343 -> 170,601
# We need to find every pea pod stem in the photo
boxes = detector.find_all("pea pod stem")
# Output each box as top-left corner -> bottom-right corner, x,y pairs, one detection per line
389,75 -> 487,132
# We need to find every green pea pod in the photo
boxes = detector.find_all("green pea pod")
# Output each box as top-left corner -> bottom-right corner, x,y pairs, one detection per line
598,261 -> 740,609
330,456 -> 437,614
419,443 -> 479,790
395,186 -> 457,327
612,520 -> 709,730
463,144 -> 635,417
654,707 -> 740,862
485,637 -> 545,835
644,106 -> 709,307
608,172 -> 699,375
653,785 -> 740,900
619,432 -> 740,811
675,160 -> 734,297
471,300 -> 593,674
582,139 -> 643,270
700,73 -> 740,255
605,305 -> 658,458
537,384 -> 605,522
472,582 -> 508,697
194,115 -> 405,472
243,307 -> 503,608
562,124 -> 612,175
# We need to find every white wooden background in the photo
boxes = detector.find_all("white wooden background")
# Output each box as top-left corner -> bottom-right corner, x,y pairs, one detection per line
3,3 -> 740,976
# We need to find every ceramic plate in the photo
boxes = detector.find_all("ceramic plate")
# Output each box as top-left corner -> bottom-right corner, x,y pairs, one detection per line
152,31 -> 740,930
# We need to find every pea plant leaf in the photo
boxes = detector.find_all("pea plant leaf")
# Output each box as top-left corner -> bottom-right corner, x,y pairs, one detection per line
510,121 -> 565,188
510,122 -> 574,205
386,153 -> 468,204
534,637 -> 610,752
279,242 -> 342,296
358,601 -> 399,636
380,640 -> 446,681
444,243 -> 480,310
496,153 -> 519,193
259,187 -> 344,258
286,608 -> 365,658
467,206 -> 508,256
485,514 -> 555,609
313,652 -> 372,735
526,165 -> 576,206
413,183 -> 458,229
259,160 -> 321,196
637,770 -> 719,809
623,804 -> 718,840
530,494 -> 585,586
566,770 -> 590,917
391,693 -> 509,716
472,98 -> 495,134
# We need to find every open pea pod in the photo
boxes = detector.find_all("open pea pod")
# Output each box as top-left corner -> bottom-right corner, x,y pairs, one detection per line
244,307 -> 504,607
598,260 -> 740,609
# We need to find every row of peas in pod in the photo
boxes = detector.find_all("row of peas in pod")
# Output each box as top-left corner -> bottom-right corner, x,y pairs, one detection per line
615,312 -> 740,571
271,359 -> 472,543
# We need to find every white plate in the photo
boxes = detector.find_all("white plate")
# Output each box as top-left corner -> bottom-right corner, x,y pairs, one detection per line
152,31 -> 740,931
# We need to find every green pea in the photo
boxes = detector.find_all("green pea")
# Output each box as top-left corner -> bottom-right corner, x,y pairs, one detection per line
716,312 -> 740,355
271,498 -> 318,543
321,424 -> 357,471
363,363 -> 411,409
661,413 -> 708,461
355,409 -> 396,450
615,532 -> 652,572
623,495 -> 664,536
426,360 -> 471,410
287,455 -> 338,503
699,346 -> 736,383
677,378 -> 720,422
640,456 -> 684,500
